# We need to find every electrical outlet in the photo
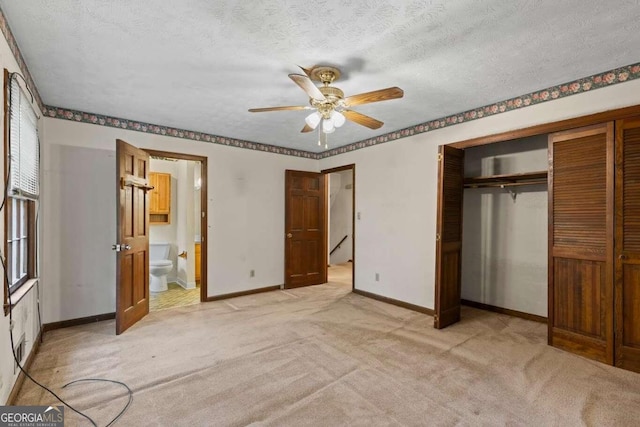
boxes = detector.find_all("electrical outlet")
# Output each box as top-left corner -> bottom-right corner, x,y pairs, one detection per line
250,269 -> 255,278
375,273 -> 380,282
357,212 -> 361,220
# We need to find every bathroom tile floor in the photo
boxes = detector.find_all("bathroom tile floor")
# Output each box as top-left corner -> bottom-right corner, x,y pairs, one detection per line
150,282 -> 201,311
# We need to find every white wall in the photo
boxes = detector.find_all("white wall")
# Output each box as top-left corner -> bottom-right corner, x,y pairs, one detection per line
461,136 -> 548,316
194,163 -> 202,241
0,34 -> 44,404
176,160 -> 196,289
42,118 -> 317,324
149,158 -> 179,281
319,78 -> 640,310
329,170 -> 353,265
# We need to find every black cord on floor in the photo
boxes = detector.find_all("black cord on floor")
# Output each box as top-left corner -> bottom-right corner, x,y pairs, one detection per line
62,379 -> 133,427
2,255 -> 98,427
35,202 -> 43,345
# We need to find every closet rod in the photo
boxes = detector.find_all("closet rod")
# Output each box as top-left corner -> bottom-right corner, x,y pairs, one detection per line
464,180 -> 548,189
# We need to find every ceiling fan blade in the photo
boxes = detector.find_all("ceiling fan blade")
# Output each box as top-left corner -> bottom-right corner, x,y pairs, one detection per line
297,65 -> 313,77
289,74 -> 326,101
248,106 -> 310,113
343,87 -> 404,107
301,124 -> 314,133
343,110 -> 384,129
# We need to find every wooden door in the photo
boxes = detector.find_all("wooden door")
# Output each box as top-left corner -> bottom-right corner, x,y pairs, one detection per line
434,145 -> 464,329
615,117 -> 640,372
548,123 -> 614,363
285,170 -> 327,288
116,139 -> 152,334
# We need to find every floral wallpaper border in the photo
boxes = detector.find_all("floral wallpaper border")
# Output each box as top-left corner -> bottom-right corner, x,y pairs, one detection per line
2,6 -> 639,159
43,106 -> 319,159
0,5 -> 44,111
46,61 -> 640,159
319,62 -> 640,158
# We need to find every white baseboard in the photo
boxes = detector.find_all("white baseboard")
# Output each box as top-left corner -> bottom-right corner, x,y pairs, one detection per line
176,278 -> 196,290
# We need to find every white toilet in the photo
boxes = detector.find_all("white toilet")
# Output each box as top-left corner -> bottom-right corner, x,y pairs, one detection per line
149,243 -> 173,293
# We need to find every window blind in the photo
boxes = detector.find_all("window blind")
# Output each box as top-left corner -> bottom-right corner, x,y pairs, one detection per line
9,77 -> 39,199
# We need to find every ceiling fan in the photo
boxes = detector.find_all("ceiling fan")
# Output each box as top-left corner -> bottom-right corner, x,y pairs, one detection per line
248,65 -> 404,148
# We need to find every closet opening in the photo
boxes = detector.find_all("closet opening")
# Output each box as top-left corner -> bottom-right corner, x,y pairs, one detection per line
460,135 -> 549,324
434,105 -> 640,373
434,134 -> 551,329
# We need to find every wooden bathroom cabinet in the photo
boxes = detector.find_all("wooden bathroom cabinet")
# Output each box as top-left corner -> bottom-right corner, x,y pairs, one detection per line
149,172 -> 171,224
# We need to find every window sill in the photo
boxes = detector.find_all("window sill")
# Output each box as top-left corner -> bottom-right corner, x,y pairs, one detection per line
3,278 -> 38,316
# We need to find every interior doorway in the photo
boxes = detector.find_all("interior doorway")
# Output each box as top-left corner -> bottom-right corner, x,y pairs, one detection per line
116,143 -> 208,333
145,150 -> 208,310
323,165 -> 355,290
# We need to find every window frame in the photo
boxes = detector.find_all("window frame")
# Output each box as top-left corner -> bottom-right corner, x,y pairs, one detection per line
6,196 -> 35,292
3,69 -> 39,315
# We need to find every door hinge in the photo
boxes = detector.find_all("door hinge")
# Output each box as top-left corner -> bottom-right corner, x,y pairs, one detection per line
436,233 -> 441,241
437,153 -> 443,161
202,211 -> 205,218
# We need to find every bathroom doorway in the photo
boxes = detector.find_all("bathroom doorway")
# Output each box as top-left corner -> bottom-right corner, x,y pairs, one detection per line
323,165 -> 355,290
146,150 -> 208,311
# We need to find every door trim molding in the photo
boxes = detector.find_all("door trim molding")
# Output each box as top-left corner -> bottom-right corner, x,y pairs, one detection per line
321,164 -> 356,290
448,104 -> 640,149
144,149 -> 208,302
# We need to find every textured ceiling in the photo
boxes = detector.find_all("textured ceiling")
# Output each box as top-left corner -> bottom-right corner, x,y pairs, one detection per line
2,0 -> 640,153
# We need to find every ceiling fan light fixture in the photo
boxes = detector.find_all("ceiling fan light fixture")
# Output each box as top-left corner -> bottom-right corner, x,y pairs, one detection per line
248,65 -> 404,146
323,119 -> 335,133
331,110 -> 346,128
305,111 -> 321,129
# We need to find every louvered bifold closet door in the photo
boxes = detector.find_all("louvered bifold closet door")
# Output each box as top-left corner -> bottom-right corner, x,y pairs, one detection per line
615,118 -> 640,373
434,145 -> 464,329
548,123 -> 614,364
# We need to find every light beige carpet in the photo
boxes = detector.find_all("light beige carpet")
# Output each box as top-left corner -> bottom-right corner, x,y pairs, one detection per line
15,271 -> 640,426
